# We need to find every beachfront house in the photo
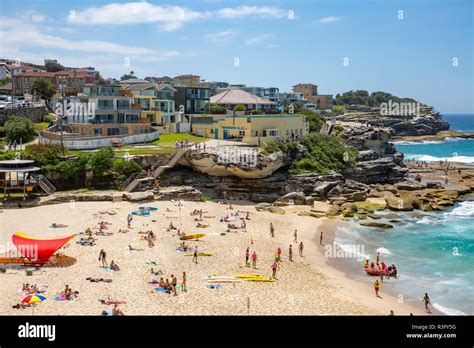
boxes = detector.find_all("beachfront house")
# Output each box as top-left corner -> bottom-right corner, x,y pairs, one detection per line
292,83 -> 333,110
122,82 -> 190,133
39,84 -> 160,150
191,114 -> 309,145
210,88 -> 277,113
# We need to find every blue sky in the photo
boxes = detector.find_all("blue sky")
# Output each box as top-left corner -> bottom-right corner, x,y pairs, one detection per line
0,0 -> 472,113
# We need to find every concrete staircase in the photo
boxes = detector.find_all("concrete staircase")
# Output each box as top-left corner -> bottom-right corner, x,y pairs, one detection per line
124,147 -> 188,192
37,174 -> 56,195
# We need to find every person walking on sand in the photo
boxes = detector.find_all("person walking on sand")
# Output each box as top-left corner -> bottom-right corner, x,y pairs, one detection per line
181,271 -> 187,292
269,223 -> 275,238
376,252 -> 380,266
271,261 -> 278,279
422,293 -> 431,313
320,231 -> 324,245
192,245 -> 198,264
127,214 -> 133,228
245,247 -> 250,267
251,251 -> 257,269
374,279 -> 381,297
298,242 -> 304,257
289,245 -> 293,261
293,229 -> 298,243
171,274 -> 178,296
99,249 -> 107,267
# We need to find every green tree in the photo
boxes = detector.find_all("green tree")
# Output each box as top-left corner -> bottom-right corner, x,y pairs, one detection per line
205,103 -> 226,114
44,61 -> 64,72
265,133 -> 358,174
24,143 -> 63,166
31,78 -> 56,100
4,116 -> 36,143
233,104 -> 246,112
120,71 -> 136,80
87,147 -> 114,176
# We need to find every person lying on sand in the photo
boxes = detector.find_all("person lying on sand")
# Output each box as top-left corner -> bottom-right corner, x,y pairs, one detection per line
128,245 -> 143,251
12,303 -> 32,309
99,299 -> 126,305
118,229 -> 129,233
51,223 -> 68,228
151,268 -> 162,276
227,223 -> 239,229
86,278 -> 112,283
196,222 -> 209,228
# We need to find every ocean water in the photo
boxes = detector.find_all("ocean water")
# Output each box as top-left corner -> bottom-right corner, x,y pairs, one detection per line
392,114 -> 474,164
335,199 -> 474,315
334,114 -> 474,315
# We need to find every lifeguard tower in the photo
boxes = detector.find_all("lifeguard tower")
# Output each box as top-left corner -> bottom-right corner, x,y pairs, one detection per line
0,159 -> 56,199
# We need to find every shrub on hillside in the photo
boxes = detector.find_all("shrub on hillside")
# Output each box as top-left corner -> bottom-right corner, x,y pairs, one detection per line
5,116 -> 36,144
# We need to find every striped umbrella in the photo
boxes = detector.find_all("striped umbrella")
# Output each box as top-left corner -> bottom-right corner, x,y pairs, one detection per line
21,294 -> 46,315
21,294 -> 46,304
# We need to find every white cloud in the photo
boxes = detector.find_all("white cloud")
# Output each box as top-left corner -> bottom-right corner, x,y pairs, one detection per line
22,10 -> 46,23
245,33 -> 273,45
205,30 -> 234,42
217,6 -> 286,19
317,16 -> 342,24
65,3 -> 287,31
0,17 -> 179,61
67,2 -> 210,31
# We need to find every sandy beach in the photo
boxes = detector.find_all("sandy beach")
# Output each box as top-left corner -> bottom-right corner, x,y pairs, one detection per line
0,199 -> 427,315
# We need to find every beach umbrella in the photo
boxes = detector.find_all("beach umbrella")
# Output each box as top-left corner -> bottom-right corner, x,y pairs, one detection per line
21,294 -> 46,303
21,294 -> 46,315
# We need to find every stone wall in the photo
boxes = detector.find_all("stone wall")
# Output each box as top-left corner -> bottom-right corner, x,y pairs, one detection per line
0,106 -> 48,126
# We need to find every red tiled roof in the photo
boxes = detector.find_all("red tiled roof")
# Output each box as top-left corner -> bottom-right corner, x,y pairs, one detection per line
15,71 -> 87,78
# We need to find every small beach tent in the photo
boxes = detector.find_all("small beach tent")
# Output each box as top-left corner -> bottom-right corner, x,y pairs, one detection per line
12,232 -> 75,264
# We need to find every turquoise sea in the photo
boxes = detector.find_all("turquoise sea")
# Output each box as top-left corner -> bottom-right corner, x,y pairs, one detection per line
394,114 -> 474,164
336,114 -> 474,315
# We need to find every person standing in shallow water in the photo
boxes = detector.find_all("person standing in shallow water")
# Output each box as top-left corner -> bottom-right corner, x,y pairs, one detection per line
422,293 -> 431,313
